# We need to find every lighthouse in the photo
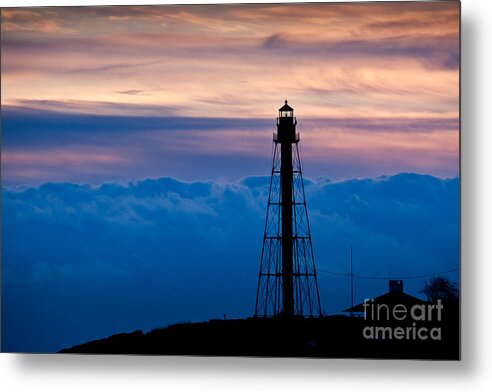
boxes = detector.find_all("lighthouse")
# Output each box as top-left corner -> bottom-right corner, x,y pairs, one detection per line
254,101 -> 322,318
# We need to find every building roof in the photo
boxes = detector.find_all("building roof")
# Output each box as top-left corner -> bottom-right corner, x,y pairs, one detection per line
344,291 -> 427,313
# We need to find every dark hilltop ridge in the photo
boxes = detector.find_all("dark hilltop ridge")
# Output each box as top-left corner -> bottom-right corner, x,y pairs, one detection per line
59,307 -> 459,359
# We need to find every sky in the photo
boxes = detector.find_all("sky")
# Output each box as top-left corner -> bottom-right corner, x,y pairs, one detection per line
1,2 -> 460,185
1,2 -> 460,352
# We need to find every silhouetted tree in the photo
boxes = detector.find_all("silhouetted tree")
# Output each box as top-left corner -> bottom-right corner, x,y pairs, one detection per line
421,276 -> 458,302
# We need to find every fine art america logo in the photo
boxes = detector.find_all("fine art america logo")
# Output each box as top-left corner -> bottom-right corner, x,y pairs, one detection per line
362,299 -> 444,341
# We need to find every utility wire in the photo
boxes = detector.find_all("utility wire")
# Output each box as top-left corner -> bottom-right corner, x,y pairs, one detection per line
317,267 -> 459,280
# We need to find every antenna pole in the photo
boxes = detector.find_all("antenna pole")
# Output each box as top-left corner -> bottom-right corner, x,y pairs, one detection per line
350,246 -> 354,317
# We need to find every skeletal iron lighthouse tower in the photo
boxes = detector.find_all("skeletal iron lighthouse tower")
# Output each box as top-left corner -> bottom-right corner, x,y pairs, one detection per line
254,101 -> 322,318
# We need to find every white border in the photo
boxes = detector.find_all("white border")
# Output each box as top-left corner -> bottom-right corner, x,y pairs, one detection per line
2,0 -> 492,391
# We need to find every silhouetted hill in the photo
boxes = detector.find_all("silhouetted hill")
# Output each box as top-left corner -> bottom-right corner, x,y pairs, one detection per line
59,313 -> 459,359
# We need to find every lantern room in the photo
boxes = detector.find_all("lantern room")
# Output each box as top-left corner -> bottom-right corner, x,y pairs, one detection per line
275,100 -> 299,143
279,100 -> 294,117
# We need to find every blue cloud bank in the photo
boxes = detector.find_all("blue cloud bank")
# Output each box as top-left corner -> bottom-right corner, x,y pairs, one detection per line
1,173 -> 459,352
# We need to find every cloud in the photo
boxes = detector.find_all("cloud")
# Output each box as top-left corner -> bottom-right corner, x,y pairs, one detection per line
261,32 -> 459,70
2,173 -> 459,352
115,89 -> 150,96
1,9 -> 74,33
5,100 -> 181,116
